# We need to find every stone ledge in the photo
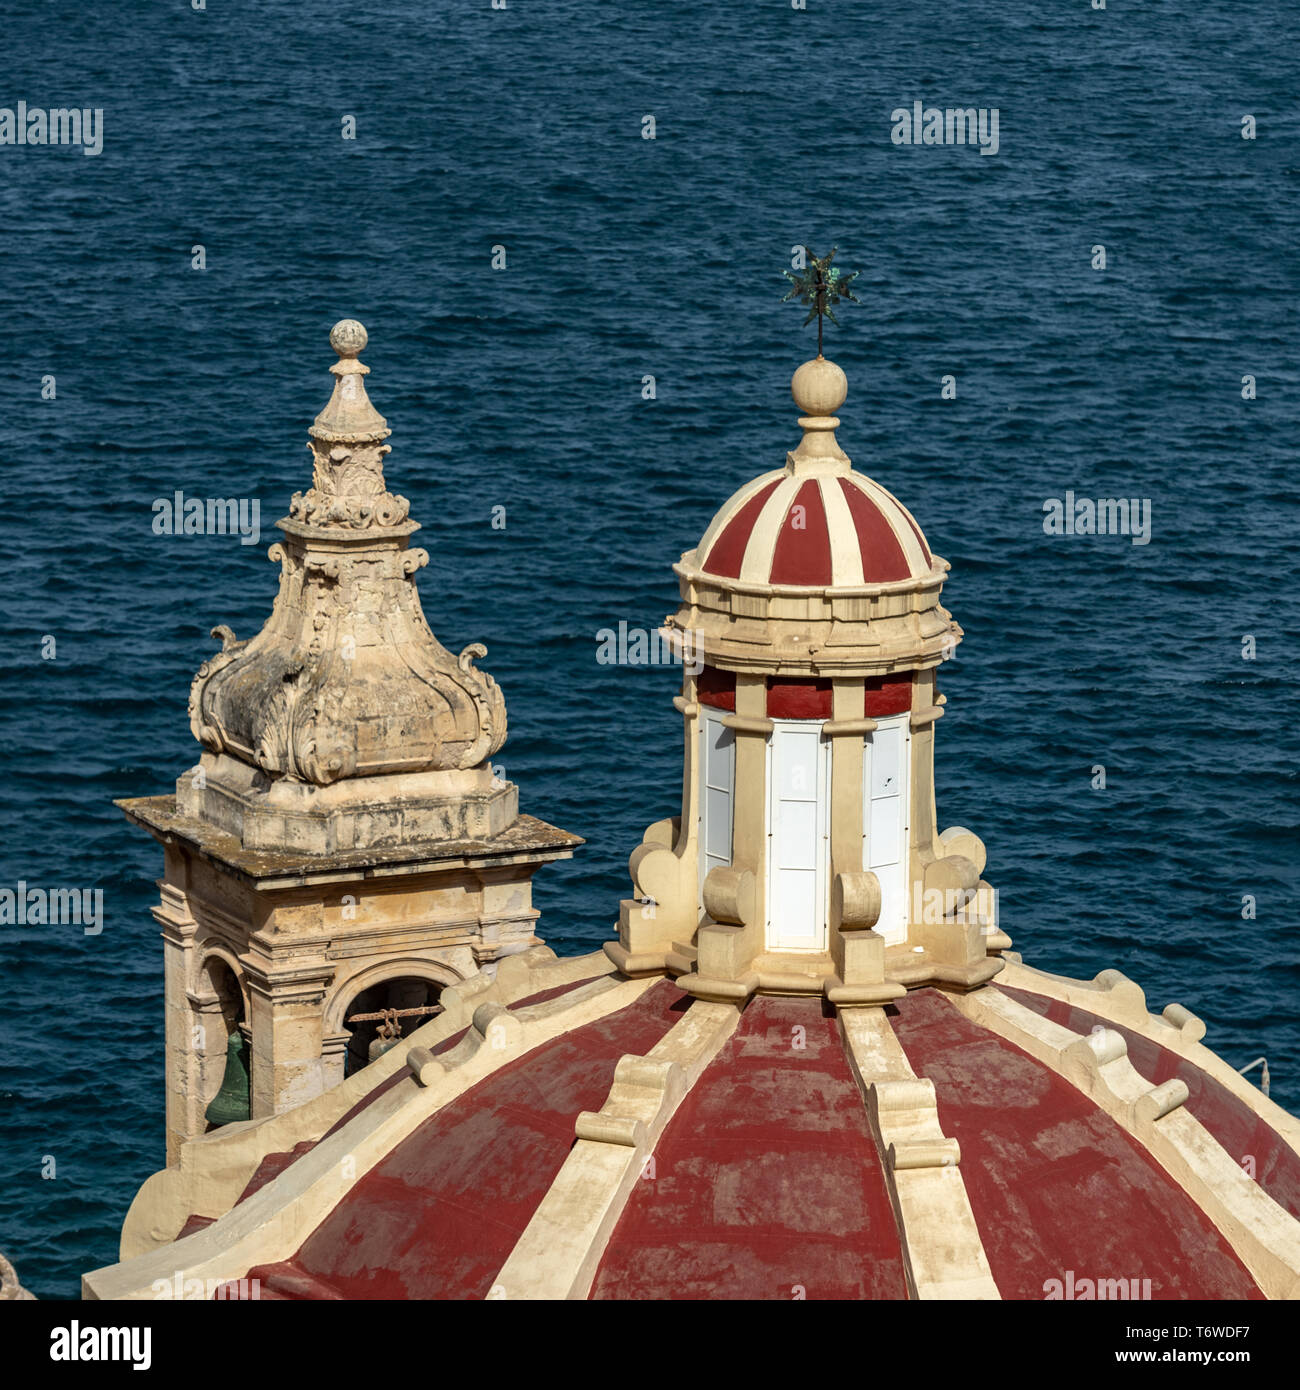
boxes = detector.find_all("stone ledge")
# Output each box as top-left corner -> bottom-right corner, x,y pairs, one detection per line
117,795 -> 583,889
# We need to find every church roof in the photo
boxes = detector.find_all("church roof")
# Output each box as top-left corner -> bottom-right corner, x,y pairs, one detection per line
84,309 -> 1300,1307
85,947 -> 1300,1301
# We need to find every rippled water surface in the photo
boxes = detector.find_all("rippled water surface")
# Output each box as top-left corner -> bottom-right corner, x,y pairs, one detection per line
1,1 -> 1297,1299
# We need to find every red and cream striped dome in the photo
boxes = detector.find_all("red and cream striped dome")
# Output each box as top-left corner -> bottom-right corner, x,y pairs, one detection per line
696,468 -> 934,587
690,355 -> 937,589
112,953 -> 1300,1302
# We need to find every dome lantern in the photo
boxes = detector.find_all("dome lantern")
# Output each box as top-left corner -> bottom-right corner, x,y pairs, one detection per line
608,257 -> 1001,1005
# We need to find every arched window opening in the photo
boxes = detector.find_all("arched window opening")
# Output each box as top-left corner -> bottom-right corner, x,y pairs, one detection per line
204,957 -> 243,1036
202,957 -> 249,1131
344,977 -> 444,1077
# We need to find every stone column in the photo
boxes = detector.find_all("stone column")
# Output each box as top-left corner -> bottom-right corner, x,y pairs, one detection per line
827,677 -> 868,882
824,679 -> 901,1003
155,869 -> 203,1165
676,670 -> 702,884
697,672 -> 769,977
727,673 -> 772,946
320,1032 -> 350,1090
908,668 -> 941,863
187,990 -> 233,1115
474,866 -> 541,960
245,958 -> 335,1118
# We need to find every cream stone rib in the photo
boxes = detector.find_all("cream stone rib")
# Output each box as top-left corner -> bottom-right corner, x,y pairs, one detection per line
890,493 -> 936,568
495,946 -> 618,1002
83,973 -> 657,1301
820,476 -> 865,586
490,999 -> 742,1300
839,1009 -> 1000,1300
694,468 -> 784,563
995,957 -> 1300,1160
949,986 -> 1300,1301
739,475 -> 801,584
850,474 -> 927,575
117,945 -> 608,1259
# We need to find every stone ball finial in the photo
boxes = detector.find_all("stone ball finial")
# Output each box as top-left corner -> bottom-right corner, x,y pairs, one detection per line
792,356 -> 847,417
330,319 -> 369,359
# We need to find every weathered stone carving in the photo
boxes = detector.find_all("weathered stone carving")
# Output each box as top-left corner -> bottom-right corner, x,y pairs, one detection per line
188,321 -> 505,790
0,1251 -> 34,1300
116,321 -> 582,1165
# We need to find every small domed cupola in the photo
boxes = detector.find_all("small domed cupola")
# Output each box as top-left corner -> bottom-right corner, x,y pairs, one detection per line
608,253 -> 1005,1005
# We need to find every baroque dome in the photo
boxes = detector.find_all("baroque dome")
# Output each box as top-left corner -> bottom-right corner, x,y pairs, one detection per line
86,948 -> 1300,1300
697,470 -> 934,587
663,352 -> 957,687
88,326 -> 1300,1308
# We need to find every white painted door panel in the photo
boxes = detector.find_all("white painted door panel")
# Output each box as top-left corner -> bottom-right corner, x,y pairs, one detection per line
698,710 -> 735,904
766,721 -> 829,952
863,714 -> 910,946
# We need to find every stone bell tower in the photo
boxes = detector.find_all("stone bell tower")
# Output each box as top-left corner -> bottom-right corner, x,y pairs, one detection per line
120,320 -> 580,1162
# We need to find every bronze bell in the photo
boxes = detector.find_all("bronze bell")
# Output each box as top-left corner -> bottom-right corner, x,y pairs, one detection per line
205,1031 -> 251,1128
367,1011 -> 403,1063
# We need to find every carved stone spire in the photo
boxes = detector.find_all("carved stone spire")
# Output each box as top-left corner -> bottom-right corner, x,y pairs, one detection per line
181,321 -> 512,853
288,319 -> 409,530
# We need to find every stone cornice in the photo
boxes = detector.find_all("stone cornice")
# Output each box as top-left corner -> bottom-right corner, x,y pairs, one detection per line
116,796 -> 581,891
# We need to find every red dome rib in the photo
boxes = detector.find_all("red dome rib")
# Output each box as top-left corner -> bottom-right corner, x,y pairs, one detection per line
769,479 -> 832,585
837,478 -> 911,582
234,981 -> 686,1301
889,989 -> 1264,1301
590,995 -> 907,1300
701,479 -> 780,578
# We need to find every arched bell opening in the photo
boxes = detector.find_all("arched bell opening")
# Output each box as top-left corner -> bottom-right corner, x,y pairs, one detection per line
343,977 -> 444,1077
201,956 -> 250,1131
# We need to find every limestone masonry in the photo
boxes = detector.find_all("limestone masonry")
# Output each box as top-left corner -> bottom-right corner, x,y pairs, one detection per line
74,323 -> 1300,1302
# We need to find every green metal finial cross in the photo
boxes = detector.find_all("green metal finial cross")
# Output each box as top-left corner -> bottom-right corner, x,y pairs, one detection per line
781,246 -> 861,357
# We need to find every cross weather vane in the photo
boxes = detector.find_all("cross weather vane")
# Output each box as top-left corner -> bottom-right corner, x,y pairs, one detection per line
781,246 -> 861,357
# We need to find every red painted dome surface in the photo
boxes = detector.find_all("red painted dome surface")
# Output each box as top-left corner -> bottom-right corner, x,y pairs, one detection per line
590,995 -> 907,1300
887,991 -> 1262,1300
696,470 -> 934,587
201,965 -> 1300,1301
1001,987 -> 1300,1220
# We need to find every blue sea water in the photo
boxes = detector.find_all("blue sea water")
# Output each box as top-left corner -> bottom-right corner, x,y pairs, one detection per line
0,1 -> 1297,1300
